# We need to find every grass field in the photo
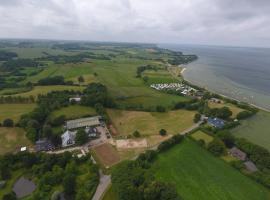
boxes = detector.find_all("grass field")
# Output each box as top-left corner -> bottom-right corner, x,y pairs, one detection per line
143,69 -> 178,84
0,104 -> 36,122
208,102 -> 244,118
191,130 -> 213,145
102,186 -> 117,200
107,109 -> 196,136
50,105 -> 96,120
11,85 -> 85,97
0,127 -> 31,154
152,139 -> 270,200
232,111 -> 270,151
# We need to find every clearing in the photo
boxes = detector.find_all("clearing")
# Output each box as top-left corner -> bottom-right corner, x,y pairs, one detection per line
0,103 -> 36,123
232,110 -> 270,151
191,130 -> 213,145
50,105 -> 96,120
107,109 -> 196,136
0,127 -> 31,154
152,139 -> 270,200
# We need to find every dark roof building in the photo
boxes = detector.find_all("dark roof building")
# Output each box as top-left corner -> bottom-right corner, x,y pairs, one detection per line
229,147 -> 247,161
207,117 -> 225,129
35,139 -> 54,152
244,161 -> 258,172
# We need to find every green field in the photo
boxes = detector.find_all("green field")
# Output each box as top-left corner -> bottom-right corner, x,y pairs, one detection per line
152,139 -> 269,200
102,186 -> 117,200
191,130 -> 213,145
232,111 -> 270,151
50,105 -> 96,120
11,85 -> 85,97
0,127 -> 31,154
143,69 -> 178,84
107,109 -> 196,136
0,103 -> 36,122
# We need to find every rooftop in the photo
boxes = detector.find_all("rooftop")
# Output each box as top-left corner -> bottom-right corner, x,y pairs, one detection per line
207,117 -> 225,129
66,116 -> 101,130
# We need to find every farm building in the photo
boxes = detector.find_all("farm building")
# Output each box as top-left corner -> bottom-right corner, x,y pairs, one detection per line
65,116 -> 101,130
244,161 -> 258,172
207,117 -> 225,129
35,139 -> 54,152
229,147 -> 247,161
61,130 -> 77,147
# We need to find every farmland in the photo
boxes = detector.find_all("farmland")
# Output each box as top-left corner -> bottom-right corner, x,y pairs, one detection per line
0,103 -> 36,123
232,111 -> 270,151
0,127 -> 31,154
107,109 -> 196,136
152,139 -> 269,200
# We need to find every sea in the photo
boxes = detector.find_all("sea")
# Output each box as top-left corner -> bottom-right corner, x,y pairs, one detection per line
159,44 -> 270,111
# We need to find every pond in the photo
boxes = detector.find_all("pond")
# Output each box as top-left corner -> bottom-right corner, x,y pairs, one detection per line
12,177 -> 36,198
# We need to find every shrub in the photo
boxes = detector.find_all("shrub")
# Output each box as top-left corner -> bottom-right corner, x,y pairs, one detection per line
133,130 -> 141,138
3,119 -> 14,127
193,113 -> 201,123
207,139 -> 226,156
159,129 -> 167,136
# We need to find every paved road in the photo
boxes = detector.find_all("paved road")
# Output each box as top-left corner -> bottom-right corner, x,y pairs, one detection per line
91,119 -> 204,200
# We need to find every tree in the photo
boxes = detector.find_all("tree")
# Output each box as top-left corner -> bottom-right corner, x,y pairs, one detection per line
133,130 -> 141,138
3,119 -> 14,127
63,174 -> 76,196
193,113 -> 201,123
207,139 -> 226,156
159,129 -> 167,136
42,124 -> 52,138
143,76 -> 149,83
156,105 -> 166,112
78,76 -> 85,85
75,129 -> 88,145
216,130 -> 235,148
3,192 -> 17,200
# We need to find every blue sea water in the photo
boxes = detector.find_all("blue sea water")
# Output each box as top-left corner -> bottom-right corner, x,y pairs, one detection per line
159,44 -> 270,111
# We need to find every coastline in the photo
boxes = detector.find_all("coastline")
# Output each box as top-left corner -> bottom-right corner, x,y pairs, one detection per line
180,67 -> 270,113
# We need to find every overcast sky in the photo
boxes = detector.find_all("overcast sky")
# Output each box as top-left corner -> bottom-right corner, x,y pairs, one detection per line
0,0 -> 270,47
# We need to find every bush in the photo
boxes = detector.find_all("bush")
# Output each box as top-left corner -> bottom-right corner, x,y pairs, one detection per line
156,105 -> 166,112
158,135 -> 184,152
207,139 -> 226,156
193,113 -> 201,123
3,119 -> 14,127
159,129 -> 167,136
236,111 -> 253,120
133,130 -> 141,138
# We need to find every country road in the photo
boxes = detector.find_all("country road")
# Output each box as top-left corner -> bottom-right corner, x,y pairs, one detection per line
91,119 -> 204,200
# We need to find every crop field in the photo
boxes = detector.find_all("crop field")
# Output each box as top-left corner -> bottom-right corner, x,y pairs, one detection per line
208,102 -> 244,118
0,103 -> 36,123
50,105 -> 96,120
107,109 -> 196,136
152,139 -> 270,200
0,127 -> 31,154
191,130 -> 213,145
12,85 -> 85,97
232,111 -> 270,151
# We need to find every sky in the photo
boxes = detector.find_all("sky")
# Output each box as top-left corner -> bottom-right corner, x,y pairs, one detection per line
0,0 -> 270,47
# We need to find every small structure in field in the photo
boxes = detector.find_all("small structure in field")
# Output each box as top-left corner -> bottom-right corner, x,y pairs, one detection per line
209,98 -> 222,103
65,116 -> 101,130
229,147 -> 247,161
69,97 -> 81,103
20,146 -> 27,152
207,117 -> 225,129
61,130 -> 77,147
244,161 -> 258,172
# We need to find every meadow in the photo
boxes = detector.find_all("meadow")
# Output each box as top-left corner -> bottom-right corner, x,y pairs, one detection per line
107,109 -> 196,136
0,103 -> 36,122
152,139 -> 270,200
191,130 -> 213,145
232,111 -> 270,151
50,105 -> 96,120
0,127 -> 31,154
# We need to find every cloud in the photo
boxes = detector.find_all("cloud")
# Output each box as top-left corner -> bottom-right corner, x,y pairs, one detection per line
0,0 -> 269,47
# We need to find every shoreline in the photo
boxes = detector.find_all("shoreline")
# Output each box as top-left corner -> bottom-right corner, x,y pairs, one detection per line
180,67 -> 270,113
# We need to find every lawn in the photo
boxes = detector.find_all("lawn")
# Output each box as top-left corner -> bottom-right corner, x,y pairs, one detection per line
102,185 -> 117,200
0,103 -> 36,122
50,105 -> 96,120
107,109 -> 196,136
208,102 -> 244,118
152,139 -> 270,200
11,85 -> 85,97
232,111 -> 270,151
0,127 -> 31,154
191,130 -> 213,145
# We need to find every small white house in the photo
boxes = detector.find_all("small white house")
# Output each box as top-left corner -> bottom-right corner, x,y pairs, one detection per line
61,130 -> 77,147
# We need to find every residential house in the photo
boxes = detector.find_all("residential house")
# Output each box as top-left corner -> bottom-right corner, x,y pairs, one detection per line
207,117 -> 225,129
61,130 -> 77,147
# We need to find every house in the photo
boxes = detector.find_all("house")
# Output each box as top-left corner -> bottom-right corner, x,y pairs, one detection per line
61,130 -> 77,147
207,117 -> 225,129
65,116 -> 101,130
229,147 -> 247,161
244,161 -> 258,172
69,97 -> 81,103
35,139 -> 54,152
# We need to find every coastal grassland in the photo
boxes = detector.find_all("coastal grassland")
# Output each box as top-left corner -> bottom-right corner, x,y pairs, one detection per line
191,130 -> 213,145
0,127 -> 31,154
50,105 -> 96,120
232,111 -> 270,151
107,109 -> 195,136
142,69 -> 178,84
0,103 -> 36,122
152,139 -> 270,200
208,101 -> 244,118
11,85 -> 85,97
